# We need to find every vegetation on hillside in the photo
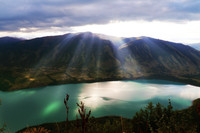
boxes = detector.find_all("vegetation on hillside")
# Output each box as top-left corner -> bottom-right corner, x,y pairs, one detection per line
1,33 -> 200,91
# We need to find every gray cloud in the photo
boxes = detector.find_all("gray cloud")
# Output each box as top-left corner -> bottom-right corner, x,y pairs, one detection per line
0,0 -> 200,32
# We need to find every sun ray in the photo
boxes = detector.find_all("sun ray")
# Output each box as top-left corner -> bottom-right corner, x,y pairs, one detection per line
78,33 -> 100,80
22,34 -> 77,88
64,32 -> 94,81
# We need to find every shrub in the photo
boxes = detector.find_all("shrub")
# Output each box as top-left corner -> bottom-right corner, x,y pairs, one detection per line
20,127 -> 51,133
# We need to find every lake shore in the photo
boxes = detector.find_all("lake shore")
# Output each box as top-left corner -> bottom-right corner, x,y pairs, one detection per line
1,74 -> 200,92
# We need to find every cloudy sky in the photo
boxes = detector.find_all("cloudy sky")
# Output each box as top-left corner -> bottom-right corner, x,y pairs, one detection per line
0,0 -> 200,44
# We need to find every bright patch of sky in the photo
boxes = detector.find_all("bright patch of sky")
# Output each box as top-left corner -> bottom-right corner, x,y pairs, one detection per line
0,0 -> 200,44
73,20 -> 200,44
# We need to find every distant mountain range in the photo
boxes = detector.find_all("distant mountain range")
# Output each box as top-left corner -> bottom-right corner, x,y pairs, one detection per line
0,37 -> 23,45
188,43 -> 200,51
0,32 -> 200,91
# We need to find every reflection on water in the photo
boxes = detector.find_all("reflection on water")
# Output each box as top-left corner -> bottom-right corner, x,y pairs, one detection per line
42,101 -> 62,117
0,80 -> 200,132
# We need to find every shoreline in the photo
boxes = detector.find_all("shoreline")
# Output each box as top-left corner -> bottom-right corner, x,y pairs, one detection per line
1,74 -> 200,92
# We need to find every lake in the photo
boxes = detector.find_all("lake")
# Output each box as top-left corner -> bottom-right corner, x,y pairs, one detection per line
0,79 -> 200,132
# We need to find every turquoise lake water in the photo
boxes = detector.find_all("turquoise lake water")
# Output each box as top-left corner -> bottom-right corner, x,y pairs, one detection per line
0,79 -> 200,132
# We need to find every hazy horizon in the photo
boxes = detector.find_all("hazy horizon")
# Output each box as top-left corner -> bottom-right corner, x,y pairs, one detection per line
0,0 -> 200,44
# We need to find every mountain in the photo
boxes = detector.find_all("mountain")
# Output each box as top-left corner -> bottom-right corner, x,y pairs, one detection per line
0,32 -> 200,91
188,43 -> 200,51
119,37 -> 200,75
0,37 -> 23,45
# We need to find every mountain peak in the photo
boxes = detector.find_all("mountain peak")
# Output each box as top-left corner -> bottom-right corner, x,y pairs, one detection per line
0,36 -> 24,45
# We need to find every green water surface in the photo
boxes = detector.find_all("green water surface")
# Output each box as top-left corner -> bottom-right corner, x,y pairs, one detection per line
0,79 -> 200,132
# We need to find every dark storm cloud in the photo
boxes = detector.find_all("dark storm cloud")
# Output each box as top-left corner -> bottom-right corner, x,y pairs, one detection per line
0,0 -> 200,31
